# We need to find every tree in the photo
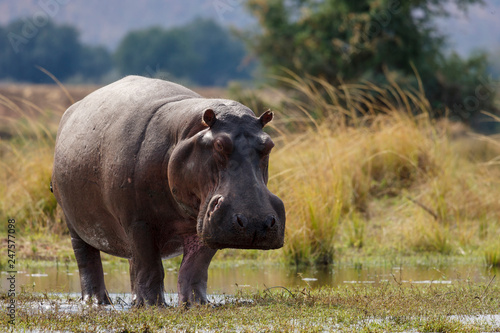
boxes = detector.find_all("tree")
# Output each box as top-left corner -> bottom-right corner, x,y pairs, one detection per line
183,19 -> 251,86
245,0 -> 496,123
77,45 -> 114,82
0,19 -> 112,83
114,19 -> 252,86
2,20 -> 81,82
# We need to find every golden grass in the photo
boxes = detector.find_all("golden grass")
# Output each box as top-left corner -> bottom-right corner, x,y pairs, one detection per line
0,92 -> 65,241
1,79 -> 499,265
266,73 -> 500,265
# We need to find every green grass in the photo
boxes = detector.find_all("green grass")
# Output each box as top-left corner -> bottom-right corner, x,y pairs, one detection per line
485,246 -> 500,268
1,282 -> 499,332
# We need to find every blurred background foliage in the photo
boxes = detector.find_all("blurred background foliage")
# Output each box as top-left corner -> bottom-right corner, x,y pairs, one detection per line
114,19 -> 252,86
244,0 -> 497,128
0,18 -> 252,86
0,20 -> 112,83
0,0 -> 499,129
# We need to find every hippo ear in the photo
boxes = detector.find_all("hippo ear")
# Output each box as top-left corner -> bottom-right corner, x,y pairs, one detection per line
259,110 -> 274,128
202,109 -> 216,127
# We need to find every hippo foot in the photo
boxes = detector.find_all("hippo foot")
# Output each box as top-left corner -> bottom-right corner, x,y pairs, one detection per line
131,295 -> 167,307
81,292 -> 112,305
129,285 -> 166,307
179,295 -> 211,309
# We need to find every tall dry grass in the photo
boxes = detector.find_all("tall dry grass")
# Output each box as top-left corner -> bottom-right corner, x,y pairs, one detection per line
0,93 -> 64,238
265,72 -> 500,265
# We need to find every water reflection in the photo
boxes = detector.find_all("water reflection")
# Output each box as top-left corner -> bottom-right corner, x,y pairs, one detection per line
1,260 -> 497,295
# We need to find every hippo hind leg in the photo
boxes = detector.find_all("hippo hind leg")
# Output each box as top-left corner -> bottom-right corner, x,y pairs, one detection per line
70,232 -> 111,305
128,221 -> 166,306
128,258 -> 138,306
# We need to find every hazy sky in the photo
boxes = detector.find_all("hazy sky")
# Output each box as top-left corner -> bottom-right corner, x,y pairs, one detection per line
1,0 -> 499,55
436,0 -> 500,56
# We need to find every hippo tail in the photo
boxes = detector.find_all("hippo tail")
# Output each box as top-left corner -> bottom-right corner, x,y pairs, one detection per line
50,181 -> 53,193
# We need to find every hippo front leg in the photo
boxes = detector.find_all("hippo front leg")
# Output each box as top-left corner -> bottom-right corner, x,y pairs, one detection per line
177,234 -> 217,306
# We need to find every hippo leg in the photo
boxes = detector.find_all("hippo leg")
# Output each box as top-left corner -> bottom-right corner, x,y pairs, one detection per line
128,221 -> 166,306
70,234 -> 111,305
177,234 -> 217,306
128,259 -> 137,306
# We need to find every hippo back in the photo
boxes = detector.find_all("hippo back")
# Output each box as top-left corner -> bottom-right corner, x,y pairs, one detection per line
52,76 -> 203,256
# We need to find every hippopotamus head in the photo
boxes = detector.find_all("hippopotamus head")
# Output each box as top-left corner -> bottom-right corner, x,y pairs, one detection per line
168,102 -> 286,250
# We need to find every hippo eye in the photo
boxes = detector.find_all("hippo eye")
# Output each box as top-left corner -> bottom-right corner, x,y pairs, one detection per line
214,139 -> 224,153
214,136 -> 233,155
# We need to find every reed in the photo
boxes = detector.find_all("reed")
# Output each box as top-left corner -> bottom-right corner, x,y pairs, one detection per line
485,246 -> 500,268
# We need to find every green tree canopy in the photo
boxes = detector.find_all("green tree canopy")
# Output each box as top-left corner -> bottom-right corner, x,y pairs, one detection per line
114,19 -> 252,86
245,0 -> 496,123
1,19 -> 112,83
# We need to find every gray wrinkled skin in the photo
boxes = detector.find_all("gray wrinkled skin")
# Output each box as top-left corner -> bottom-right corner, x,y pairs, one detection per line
51,76 -> 286,306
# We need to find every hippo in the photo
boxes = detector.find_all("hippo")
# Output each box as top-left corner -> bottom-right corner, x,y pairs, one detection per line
51,76 -> 286,306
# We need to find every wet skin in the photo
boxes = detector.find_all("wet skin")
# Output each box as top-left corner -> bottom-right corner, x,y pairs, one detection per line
51,76 -> 286,306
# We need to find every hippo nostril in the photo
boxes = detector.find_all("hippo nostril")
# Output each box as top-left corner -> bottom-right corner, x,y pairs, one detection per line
214,196 -> 223,210
234,214 -> 247,228
208,195 -> 224,218
266,215 -> 277,229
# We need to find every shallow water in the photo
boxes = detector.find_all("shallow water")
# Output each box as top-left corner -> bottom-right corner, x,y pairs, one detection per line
20,292 -> 236,311
2,260 -> 499,331
2,258 -> 497,296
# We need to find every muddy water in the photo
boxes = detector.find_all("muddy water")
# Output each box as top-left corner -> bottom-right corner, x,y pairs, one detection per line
2,259 -> 497,296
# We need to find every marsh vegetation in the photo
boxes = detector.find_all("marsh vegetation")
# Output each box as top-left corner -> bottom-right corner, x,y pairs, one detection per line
1,77 -> 499,331
1,281 -> 499,332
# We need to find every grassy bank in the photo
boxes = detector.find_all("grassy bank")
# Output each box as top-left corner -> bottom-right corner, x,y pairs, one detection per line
1,79 -> 499,267
1,282 -> 499,332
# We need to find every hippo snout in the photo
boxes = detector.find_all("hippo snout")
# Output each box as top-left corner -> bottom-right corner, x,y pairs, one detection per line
199,194 -> 285,250
233,214 -> 278,231
233,214 -> 277,227
232,213 -> 280,245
